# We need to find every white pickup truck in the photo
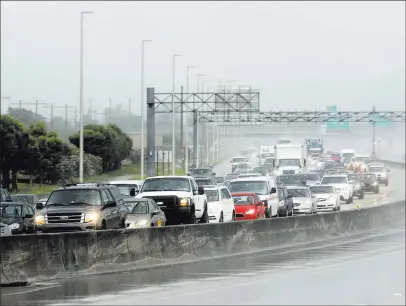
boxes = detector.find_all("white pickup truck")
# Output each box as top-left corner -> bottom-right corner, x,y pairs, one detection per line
136,176 -> 208,225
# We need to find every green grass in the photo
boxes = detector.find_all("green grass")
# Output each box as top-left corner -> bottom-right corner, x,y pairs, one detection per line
14,164 -> 142,196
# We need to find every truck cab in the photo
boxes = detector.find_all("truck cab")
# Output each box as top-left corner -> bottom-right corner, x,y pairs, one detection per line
274,143 -> 307,175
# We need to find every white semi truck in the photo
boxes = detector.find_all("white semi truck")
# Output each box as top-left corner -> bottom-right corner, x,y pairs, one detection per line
274,143 -> 307,175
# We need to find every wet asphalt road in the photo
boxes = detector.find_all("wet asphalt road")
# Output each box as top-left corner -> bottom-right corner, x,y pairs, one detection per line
1,229 -> 404,305
1,134 -> 404,305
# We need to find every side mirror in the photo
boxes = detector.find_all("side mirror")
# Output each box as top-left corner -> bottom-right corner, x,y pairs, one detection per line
151,210 -> 160,216
24,213 -> 34,219
198,186 -> 205,195
36,202 -> 44,210
104,200 -> 117,208
213,172 -> 216,176
187,172 -> 191,176
270,187 -> 276,194
129,188 -> 137,197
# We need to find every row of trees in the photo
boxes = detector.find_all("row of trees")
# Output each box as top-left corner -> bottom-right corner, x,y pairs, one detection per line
0,114 -> 133,191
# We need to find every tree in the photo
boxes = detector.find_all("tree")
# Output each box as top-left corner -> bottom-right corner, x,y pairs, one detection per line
7,107 -> 46,127
56,152 -> 102,184
69,123 -> 133,172
0,115 -> 30,190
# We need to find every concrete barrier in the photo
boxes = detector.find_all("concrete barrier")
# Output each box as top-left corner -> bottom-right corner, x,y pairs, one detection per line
1,198 -> 405,285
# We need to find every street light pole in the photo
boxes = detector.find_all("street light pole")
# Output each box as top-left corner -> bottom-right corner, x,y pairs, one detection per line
196,74 -> 204,167
184,65 -> 194,173
79,11 -> 93,183
140,39 -> 152,180
172,54 -> 181,176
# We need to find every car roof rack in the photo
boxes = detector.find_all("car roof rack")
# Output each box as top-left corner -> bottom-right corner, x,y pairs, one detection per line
62,182 -> 108,188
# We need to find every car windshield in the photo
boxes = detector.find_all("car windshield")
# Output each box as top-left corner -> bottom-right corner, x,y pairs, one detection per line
113,184 -> 139,196
47,189 -> 102,205
232,195 -> 254,205
236,163 -> 250,169
303,173 -> 319,181
232,158 -> 246,163
321,177 -> 347,184
279,159 -> 300,167
141,178 -> 190,192
196,179 -> 212,186
287,188 -> 310,197
205,190 -> 219,202
225,173 -> 239,181
230,181 -> 268,195
191,169 -> 212,176
279,175 -> 303,185
310,186 -> 334,194
10,195 -> 35,204
129,201 -> 149,214
0,205 -> 22,218
369,166 -> 384,172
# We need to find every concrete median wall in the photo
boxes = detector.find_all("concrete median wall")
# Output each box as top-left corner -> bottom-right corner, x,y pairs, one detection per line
1,198 -> 405,285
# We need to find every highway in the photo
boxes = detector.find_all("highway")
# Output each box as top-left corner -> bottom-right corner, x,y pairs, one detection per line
1,136 -> 405,306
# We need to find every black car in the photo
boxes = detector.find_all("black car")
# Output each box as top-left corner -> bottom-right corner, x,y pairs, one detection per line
252,166 -> 268,176
0,202 -> 35,234
188,168 -> 216,177
360,172 -> 380,194
10,194 -> 39,206
302,172 -> 321,186
277,174 -> 306,187
195,177 -> 217,187
276,183 -> 294,217
34,183 -> 127,233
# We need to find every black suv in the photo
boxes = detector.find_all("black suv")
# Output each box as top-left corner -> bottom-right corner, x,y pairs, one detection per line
360,172 -> 380,194
35,183 -> 127,233
195,177 -> 217,187
188,168 -> 216,178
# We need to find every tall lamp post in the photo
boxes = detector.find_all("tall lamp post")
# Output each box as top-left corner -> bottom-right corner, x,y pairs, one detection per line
184,65 -> 194,173
172,54 -> 181,176
140,39 -> 152,180
79,11 -> 93,183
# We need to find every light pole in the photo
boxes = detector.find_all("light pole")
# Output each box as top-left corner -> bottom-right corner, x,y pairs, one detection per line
184,65 -> 194,173
196,74 -> 204,92
79,11 -> 93,183
172,54 -> 181,176
196,74 -> 204,167
140,39 -> 152,180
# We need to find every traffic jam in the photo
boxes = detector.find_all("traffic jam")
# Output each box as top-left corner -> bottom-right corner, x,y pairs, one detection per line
0,138 -> 391,236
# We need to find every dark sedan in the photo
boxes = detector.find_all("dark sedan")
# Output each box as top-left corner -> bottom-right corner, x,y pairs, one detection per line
0,202 -> 35,234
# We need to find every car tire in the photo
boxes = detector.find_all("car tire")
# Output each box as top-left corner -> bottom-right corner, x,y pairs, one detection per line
199,204 -> 209,223
232,210 -> 236,221
337,206 -> 341,211
375,188 -> 379,194
385,180 -> 388,186
358,192 -> 364,199
219,212 -> 224,223
188,211 -> 197,224
346,197 -> 352,204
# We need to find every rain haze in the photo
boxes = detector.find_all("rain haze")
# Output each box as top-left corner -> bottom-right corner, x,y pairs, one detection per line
1,1 -> 405,113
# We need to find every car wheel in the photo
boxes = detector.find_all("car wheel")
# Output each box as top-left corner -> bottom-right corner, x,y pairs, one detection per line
337,205 -> 341,211
375,188 -> 379,194
346,197 -> 352,204
358,192 -> 364,199
385,180 -> 388,186
101,220 -> 107,230
188,211 -> 197,224
232,210 -> 236,221
219,212 -> 224,223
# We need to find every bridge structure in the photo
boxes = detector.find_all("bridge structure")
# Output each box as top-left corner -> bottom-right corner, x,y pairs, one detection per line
146,87 -> 405,176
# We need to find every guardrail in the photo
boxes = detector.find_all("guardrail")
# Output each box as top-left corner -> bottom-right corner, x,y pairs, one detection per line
1,158 -> 404,286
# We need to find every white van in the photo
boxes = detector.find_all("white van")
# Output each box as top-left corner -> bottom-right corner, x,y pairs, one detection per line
228,176 -> 279,218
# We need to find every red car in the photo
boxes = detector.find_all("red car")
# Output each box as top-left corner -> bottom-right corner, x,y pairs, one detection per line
231,192 -> 266,220
330,152 -> 341,162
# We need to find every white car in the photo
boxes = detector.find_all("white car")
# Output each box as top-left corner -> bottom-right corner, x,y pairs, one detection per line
230,156 -> 248,171
229,176 -> 278,218
109,180 -> 144,197
309,184 -> 341,212
320,175 -> 354,204
204,185 -> 235,223
286,186 -> 317,214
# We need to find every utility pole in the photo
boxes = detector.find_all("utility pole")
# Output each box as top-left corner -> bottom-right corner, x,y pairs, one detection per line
109,97 -> 112,122
64,104 -> 68,141
35,100 -> 39,115
50,104 -> 54,129
128,97 -> 131,117
372,105 -> 376,159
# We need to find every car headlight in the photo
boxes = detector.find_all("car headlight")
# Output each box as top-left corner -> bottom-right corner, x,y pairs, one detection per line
9,223 -> 20,230
381,172 -> 387,177
34,215 -> 46,225
372,182 -> 378,186
179,198 -> 191,207
245,208 -> 255,215
84,212 -> 99,223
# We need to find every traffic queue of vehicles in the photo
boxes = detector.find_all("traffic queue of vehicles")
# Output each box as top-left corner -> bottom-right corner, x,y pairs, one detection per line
0,146 -> 391,236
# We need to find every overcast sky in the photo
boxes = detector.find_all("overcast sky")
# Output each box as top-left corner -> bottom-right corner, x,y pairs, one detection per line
1,1 -> 405,116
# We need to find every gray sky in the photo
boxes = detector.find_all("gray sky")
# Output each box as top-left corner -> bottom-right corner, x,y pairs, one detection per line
1,1 -> 405,115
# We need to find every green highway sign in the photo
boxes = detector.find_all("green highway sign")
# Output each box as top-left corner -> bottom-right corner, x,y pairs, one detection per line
369,113 -> 391,127
326,105 -> 350,131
